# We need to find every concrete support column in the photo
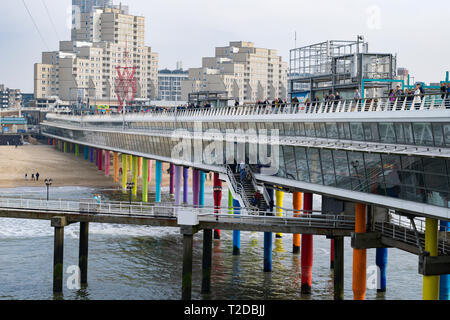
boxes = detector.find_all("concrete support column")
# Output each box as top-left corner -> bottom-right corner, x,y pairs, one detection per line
192,169 -> 200,207
232,199 -> 241,256
301,192 -> 313,294
174,166 -> 182,206
201,229 -> 213,294
121,154 -> 128,192
182,231 -> 194,300
353,203 -> 367,300
79,222 -> 89,286
84,146 -> 89,161
213,173 -> 222,240
169,164 -> 175,196
334,236 -> 344,300
293,191 -> 302,254
51,217 -> 67,294
105,150 -> 110,177
183,167 -> 189,204
75,144 -> 79,157
142,158 -> 149,203
264,187 -> 274,272
132,156 -> 138,197
113,152 -> 119,183
155,161 -> 162,203
148,160 -> 153,183
275,190 -> 284,238
63,141 -> 67,153
423,218 -> 439,300
98,149 -> 103,171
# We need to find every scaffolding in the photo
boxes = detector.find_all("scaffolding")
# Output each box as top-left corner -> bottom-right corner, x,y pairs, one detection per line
289,37 -> 396,100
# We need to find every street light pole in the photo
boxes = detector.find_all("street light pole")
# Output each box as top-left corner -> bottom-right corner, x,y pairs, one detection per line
127,182 -> 135,214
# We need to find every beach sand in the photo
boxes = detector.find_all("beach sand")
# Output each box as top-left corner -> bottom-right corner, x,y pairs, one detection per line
0,144 -> 215,189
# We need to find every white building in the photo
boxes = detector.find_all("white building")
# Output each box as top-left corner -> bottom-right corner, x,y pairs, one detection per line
158,69 -> 188,102
182,41 -> 287,103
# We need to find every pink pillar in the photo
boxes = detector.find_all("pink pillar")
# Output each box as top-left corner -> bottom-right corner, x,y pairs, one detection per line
148,160 -> 153,183
105,150 -> 110,176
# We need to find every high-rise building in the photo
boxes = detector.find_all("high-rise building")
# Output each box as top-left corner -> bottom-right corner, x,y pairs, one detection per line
158,68 -> 188,102
0,84 -> 22,109
182,41 -> 287,104
35,5 -> 159,106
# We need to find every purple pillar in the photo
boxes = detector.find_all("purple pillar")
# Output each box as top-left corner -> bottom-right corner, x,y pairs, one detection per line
169,164 -> 175,195
183,167 -> 189,204
192,169 -> 200,208
174,166 -> 182,206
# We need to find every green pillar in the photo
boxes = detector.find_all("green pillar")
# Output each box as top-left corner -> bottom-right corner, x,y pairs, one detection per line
122,154 -> 128,192
142,158 -> 149,202
75,144 -> 79,157
132,156 -> 138,196
63,142 -> 67,153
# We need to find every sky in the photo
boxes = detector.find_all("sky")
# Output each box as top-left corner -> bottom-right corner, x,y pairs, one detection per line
0,0 -> 449,93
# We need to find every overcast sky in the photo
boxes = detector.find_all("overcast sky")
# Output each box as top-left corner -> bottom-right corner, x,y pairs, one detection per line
1,0 -> 449,92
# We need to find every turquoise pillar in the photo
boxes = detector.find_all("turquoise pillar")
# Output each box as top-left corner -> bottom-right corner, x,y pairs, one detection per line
440,221 -> 450,300
199,171 -> 205,207
155,161 -> 162,203
84,146 -> 89,161
233,199 -> 241,255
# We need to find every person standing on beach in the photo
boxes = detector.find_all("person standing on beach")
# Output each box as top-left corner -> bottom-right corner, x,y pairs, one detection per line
35,172 -> 40,181
31,173 -> 35,181
25,173 -> 27,181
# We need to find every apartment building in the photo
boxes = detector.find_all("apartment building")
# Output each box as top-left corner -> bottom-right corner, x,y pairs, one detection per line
0,84 -> 22,109
158,69 -> 189,102
182,41 -> 287,103
35,4 -> 158,106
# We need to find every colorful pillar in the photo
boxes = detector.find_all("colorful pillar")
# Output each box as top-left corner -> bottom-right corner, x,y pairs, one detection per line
84,146 -> 89,161
183,167 -> 189,204
275,190 -> 284,238
353,203 -> 367,300
132,156 -> 138,196
142,158 -> 149,202
301,193 -> 313,294
128,154 -> 132,171
113,152 -> 119,183
75,144 -> 79,157
98,149 -> 103,171
423,218 -> 439,300
148,160 -> 153,183
192,169 -> 200,207
63,141 -> 67,153
121,154 -> 128,192
138,157 -> 143,177
213,173 -> 222,240
199,171 -> 205,207
52,139 -> 56,147
264,187 -> 274,272
293,191 -> 302,254
169,164 -> 175,196
376,248 -> 388,292
330,239 -> 335,269
105,150 -> 110,176
232,198 -> 241,256
155,161 -> 162,203
89,147 -> 94,163
440,221 -> 450,300
174,166 -> 182,206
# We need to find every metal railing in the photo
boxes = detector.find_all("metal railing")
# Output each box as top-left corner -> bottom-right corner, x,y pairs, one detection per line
45,93 -> 450,125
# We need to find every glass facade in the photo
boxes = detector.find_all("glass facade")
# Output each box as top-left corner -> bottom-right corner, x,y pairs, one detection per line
43,119 -> 450,209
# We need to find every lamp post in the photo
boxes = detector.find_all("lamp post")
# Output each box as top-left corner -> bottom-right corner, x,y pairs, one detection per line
45,178 -> 53,201
127,182 -> 135,213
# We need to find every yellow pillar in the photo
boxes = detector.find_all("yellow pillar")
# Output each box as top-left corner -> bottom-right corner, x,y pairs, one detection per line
138,157 -> 143,177
121,154 -> 128,192
275,190 -> 284,238
113,152 -> 119,183
128,154 -> 132,171
132,156 -> 138,196
423,218 -> 439,300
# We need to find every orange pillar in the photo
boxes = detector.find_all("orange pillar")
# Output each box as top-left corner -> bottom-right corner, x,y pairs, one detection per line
353,203 -> 367,300
138,157 -> 143,177
293,192 -> 302,254
113,152 -> 119,183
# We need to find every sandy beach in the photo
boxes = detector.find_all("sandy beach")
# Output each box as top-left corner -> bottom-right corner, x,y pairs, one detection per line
0,144 -> 215,189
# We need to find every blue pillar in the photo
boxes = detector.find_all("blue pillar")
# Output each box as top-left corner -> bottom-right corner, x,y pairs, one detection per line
376,248 -> 388,292
155,161 -> 162,203
89,147 -> 94,163
84,146 -> 89,161
264,187 -> 274,272
440,221 -> 450,300
183,167 -> 189,204
233,199 -> 241,256
199,171 -> 205,207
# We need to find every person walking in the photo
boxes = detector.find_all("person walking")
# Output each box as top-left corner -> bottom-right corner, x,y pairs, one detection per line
35,172 -> 40,182
31,173 -> 35,181
25,173 -> 28,181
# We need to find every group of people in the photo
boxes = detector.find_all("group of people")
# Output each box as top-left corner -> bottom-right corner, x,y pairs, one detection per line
25,172 -> 40,182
